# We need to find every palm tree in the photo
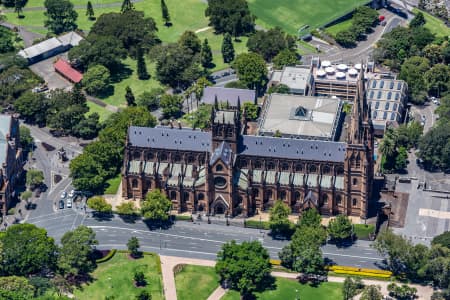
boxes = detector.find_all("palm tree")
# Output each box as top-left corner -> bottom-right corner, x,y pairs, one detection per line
379,137 -> 396,158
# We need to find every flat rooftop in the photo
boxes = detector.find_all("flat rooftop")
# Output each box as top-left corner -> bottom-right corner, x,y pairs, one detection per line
271,66 -> 311,91
259,94 -> 342,140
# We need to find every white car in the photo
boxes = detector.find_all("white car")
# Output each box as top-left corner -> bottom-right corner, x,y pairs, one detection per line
66,199 -> 72,208
68,189 -> 75,198
61,191 -> 67,199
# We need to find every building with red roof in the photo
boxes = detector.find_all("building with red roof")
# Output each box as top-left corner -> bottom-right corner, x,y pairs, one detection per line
54,58 -> 83,83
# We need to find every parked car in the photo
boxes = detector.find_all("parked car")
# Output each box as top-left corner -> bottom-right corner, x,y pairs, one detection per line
61,191 -> 67,199
59,200 -> 64,209
68,189 -> 75,198
67,199 -> 72,208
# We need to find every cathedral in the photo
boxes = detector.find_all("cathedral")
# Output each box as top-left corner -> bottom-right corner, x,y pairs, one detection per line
121,72 -> 374,218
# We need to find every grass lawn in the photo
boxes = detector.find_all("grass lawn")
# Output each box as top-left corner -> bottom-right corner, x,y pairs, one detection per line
101,57 -> 164,107
175,265 -> 220,300
248,0 -> 369,35
354,224 -> 375,240
104,174 -> 121,195
86,101 -> 113,123
325,18 -> 353,38
74,252 -> 164,300
222,278 -> 342,300
412,8 -> 450,38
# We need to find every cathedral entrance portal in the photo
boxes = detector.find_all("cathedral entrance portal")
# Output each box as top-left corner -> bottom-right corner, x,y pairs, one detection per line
211,195 -> 229,215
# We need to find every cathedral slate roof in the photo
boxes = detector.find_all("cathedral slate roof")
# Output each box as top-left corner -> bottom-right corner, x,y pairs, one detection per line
128,126 -> 346,163
210,141 -> 233,166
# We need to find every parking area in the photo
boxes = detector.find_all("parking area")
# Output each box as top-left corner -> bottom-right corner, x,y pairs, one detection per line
29,52 -> 72,91
409,102 -> 439,133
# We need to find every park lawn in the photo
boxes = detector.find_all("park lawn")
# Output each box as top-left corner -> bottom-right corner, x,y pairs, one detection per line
175,265 -> 220,300
222,278 -> 342,300
104,174 -> 121,195
412,8 -> 450,38
4,0 -> 120,8
196,28 -> 248,71
248,0 -> 368,35
86,101 -> 113,123
101,57 -> 164,107
325,19 -> 353,38
354,224 -> 375,240
74,252 -> 164,300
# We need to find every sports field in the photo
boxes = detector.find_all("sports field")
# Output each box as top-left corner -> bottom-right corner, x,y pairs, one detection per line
248,0 -> 370,35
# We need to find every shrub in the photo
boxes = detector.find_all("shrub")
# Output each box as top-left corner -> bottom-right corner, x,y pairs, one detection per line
245,219 -> 270,230
95,249 -> 117,263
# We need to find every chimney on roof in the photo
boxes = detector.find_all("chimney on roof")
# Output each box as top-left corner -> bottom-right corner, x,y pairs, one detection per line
178,120 -> 182,129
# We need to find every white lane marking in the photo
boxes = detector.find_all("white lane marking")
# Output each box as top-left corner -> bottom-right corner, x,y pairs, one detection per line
99,243 -> 217,256
89,225 -> 382,261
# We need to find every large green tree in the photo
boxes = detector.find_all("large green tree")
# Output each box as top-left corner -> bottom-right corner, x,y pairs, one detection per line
205,0 -> 255,36
233,52 -> 267,93
360,285 -> 383,300
57,226 -> 98,278
200,38 -> 213,68
136,47 -> 150,80
221,33 -> 235,63
87,196 -> 112,214
1,224 -> 56,276
178,31 -> 202,55
19,126 -> 33,152
424,64 -> 450,97
418,122 -> 450,170
82,64 -> 111,96
399,56 -> 430,105
121,0 -> 133,13
0,276 -> 35,299
269,200 -> 292,237
247,28 -> 295,61
14,92 -> 48,125
26,169 -> 44,189
328,214 -> 353,242
137,88 -> 165,111
160,94 -> 183,119
14,0 -> 28,17
44,0 -> 78,34
272,49 -> 299,70
216,241 -> 272,300
141,189 -> 172,221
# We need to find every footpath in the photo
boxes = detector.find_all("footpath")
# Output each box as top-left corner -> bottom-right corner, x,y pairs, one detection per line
159,256 -> 434,300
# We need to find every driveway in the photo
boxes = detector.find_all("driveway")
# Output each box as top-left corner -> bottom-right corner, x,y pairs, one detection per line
29,53 -> 72,90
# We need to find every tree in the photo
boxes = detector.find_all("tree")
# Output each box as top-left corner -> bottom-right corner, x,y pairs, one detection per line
136,48 -> 150,80
423,44 -> 443,64
86,1 -> 95,20
26,169 -> 44,189
0,276 -> 35,299
205,0 -> 255,36
127,237 -> 140,258
116,202 -> 137,216
1,224 -> 56,276
216,240 -> 272,299
221,33 -> 235,63
161,0 -> 170,26
137,88 -> 164,111
418,122 -> 450,170
394,146 -> 408,171
233,53 -> 267,93
361,285 -> 383,300
160,94 -> 183,119
379,137 -> 396,159
179,31 -> 201,55
136,290 -> 152,300
57,226 -> 98,278
20,190 -> 32,204
15,92 -> 48,125
87,196 -> 112,214
335,30 -> 357,48
73,113 -> 101,139
399,56 -> 430,104
269,200 -> 292,237
125,86 -> 136,107
141,189 -> 172,222
44,0 -> 78,34
268,84 -> 290,94
298,208 -> 322,228
83,65 -> 111,96
247,28 -> 295,61
200,38 -> 213,68
424,64 -> 450,97
121,0 -> 133,13
14,0 -> 28,18
133,271 -> 146,286
19,126 -> 33,152
410,12 -> 426,28
242,102 -> 258,120
343,277 -> 364,300
328,215 -> 353,242
272,49 -> 299,69
432,231 -> 450,248
387,283 -> 417,299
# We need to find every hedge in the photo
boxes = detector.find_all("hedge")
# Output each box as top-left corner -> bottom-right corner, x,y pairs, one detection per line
270,259 -> 282,266
245,220 -> 270,230
174,215 -> 193,221
96,249 -> 117,263
328,265 -> 392,278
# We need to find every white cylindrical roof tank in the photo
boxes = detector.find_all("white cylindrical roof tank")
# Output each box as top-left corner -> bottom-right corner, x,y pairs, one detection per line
336,72 -> 346,79
337,64 -> 348,71
317,70 -> 326,77
325,67 -> 335,74
348,68 -> 358,76
322,60 -> 331,67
